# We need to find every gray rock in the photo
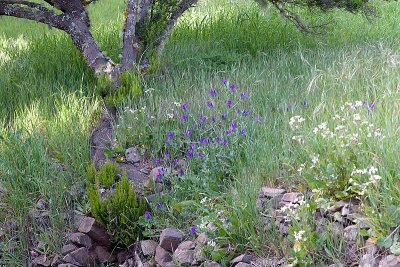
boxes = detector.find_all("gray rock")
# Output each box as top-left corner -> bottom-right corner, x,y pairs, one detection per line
141,240 -> 158,257
173,241 -> 195,265
259,187 -> 286,198
117,249 -> 133,264
343,225 -> 359,243
159,228 -> 183,252
155,245 -> 173,267
281,192 -> 302,203
193,245 -> 206,264
77,216 -> 111,247
61,244 -> 78,255
58,264 -> 78,267
195,233 -> 209,246
69,233 -> 92,249
63,247 -> 90,266
365,238 -> 378,255
360,254 -> 379,267
94,245 -> 116,263
32,255 -> 51,266
125,147 -> 141,163
231,254 -> 254,265
378,255 -> 400,267
205,261 -> 220,267
235,263 -> 252,267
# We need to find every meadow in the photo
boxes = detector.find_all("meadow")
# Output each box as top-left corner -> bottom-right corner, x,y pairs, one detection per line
1,0 -> 400,266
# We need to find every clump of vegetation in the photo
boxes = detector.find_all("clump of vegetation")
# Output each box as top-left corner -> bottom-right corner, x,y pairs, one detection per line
86,162 -> 147,246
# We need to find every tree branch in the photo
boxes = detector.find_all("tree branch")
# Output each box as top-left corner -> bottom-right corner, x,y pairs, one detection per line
121,0 -> 139,72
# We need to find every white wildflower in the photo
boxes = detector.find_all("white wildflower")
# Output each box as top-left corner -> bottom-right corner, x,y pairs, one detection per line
292,135 -> 305,143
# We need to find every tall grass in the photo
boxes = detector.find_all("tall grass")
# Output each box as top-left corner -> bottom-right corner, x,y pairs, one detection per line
1,0 -> 400,265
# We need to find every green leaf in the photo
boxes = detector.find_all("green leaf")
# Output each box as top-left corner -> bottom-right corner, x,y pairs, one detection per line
359,229 -> 370,237
391,242 -> 400,256
377,236 -> 393,249
211,248 -> 226,262
171,200 -> 197,212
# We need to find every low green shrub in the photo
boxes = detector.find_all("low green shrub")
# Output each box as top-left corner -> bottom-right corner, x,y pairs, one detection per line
86,162 -> 147,246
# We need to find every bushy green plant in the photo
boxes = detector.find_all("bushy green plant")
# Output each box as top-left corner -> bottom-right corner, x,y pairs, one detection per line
86,162 -> 147,246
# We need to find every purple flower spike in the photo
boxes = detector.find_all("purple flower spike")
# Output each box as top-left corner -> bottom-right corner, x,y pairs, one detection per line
239,128 -> 247,135
221,112 -> 227,119
144,211 -> 151,219
227,100 -> 233,108
240,91 -> 248,99
212,117 -> 216,123
207,101 -> 214,108
237,109 -> 241,114
200,115 -> 207,122
209,89 -> 218,97
156,202 -> 163,209
229,84 -> 236,92
214,136 -> 221,143
166,132 -> 175,138
181,114 -> 188,121
223,139 -> 228,145
186,150 -> 194,157
197,152 -> 203,159
230,121 -> 237,130
173,159 -> 179,167
153,159 -> 161,166
178,168 -> 184,175
182,102 -> 188,111
226,129 -> 232,135
302,100 -> 309,107
186,129 -> 192,136
222,79 -> 227,85
164,138 -> 171,145
199,138 -> 210,145
190,143 -> 197,150
369,102 -> 375,109
164,152 -> 170,159
190,226 -> 197,234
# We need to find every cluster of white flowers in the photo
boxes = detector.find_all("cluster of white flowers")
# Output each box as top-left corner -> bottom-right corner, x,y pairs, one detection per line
280,195 -> 306,222
349,166 -> 382,195
292,135 -> 305,144
289,116 -> 305,129
294,230 -> 306,242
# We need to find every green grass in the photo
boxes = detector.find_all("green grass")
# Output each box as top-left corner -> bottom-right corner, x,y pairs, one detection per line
1,0 -> 400,265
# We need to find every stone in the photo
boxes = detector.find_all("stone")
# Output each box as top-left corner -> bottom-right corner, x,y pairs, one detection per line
61,244 -> 78,255
231,254 -> 254,265
117,249 -> 133,264
58,264 -> 78,267
77,216 -> 111,247
143,260 -> 156,267
32,254 -> 51,266
195,233 -> 209,245
360,254 -> 379,267
63,247 -> 90,266
73,214 -> 85,229
125,147 -> 141,163
205,261 -> 220,267
281,192 -> 303,203
259,187 -> 286,198
159,228 -> 183,252
69,233 -> 92,249
193,245 -> 206,264
235,263 -> 252,267
173,241 -> 195,265
94,246 -> 116,263
329,222 -> 343,236
365,238 -> 378,255
50,255 -> 61,266
155,245 -> 173,267
343,225 -> 359,243
141,240 -> 158,257
378,255 -> 400,267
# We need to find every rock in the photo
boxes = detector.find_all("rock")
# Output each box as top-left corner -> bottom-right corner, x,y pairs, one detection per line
63,247 -> 90,266
94,246 -> 116,263
193,245 -> 206,264
235,263 -> 252,267
279,223 -> 289,235
141,240 -> 158,257
231,254 -> 254,265
155,245 -> 173,267
360,254 -> 379,267
143,260 -> 156,267
343,225 -> 359,243
256,198 -> 266,211
51,255 -> 61,266
125,147 -> 141,163
329,222 -> 343,236
259,187 -> 286,198
281,192 -> 302,203
195,233 -> 209,246
61,244 -> 79,255
58,264 -> 78,267
73,214 -> 85,229
173,241 -> 195,265
77,216 -> 111,247
365,238 -> 378,255
32,254 -> 51,266
69,233 -> 92,249
205,261 -> 220,267
378,255 -> 400,267
117,249 -> 133,264
159,228 -> 183,252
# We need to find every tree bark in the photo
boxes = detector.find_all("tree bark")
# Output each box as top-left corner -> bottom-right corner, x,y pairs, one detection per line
120,0 -> 139,72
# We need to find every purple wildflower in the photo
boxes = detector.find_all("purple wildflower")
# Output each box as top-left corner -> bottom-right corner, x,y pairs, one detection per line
178,168 -> 184,175
222,79 -> 227,85
156,202 -> 163,209
190,226 -> 197,234
240,91 -> 248,99
186,150 -> 194,157
212,117 -> 216,123
174,159 -> 179,167
186,129 -> 192,136
237,109 -> 241,114
369,102 -> 375,109
199,138 -> 210,145
182,102 -> 188,111
221,112 -> 227,119
229,84 -> 236,92
181,114 -> 188,121
230,121 -> 237,130
239,128 -> 246,135
164,138 -> 171,145
153,159 -> 161,166
197,152 -> 203,159
223,139 -> 228,145
214,136 -> 221,143
207,101 -> 214,108
164,152 -> 170,159
243,109 -> 250,116
226,129 -> 232,135
209,89 -> 218,97
166,132 -> 175,138
302,100 -> 309,107
200,115 -> 207,122
227,100 -> 233,108
144,211 -> 151,219
190,143 -> 197,150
